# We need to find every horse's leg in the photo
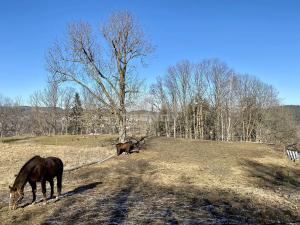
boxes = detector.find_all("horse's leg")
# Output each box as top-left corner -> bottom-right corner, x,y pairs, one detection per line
41,179 -> 47,204
49,179 -> 54,199
29,180 -> 37,204
56,173 -> 62,198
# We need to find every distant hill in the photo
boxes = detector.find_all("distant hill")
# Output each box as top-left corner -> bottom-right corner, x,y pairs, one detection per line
0,106 -> 155,116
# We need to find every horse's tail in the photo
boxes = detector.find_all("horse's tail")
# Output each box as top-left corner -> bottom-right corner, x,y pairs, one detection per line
56,158 -> 63,196
57,172 -> 62,196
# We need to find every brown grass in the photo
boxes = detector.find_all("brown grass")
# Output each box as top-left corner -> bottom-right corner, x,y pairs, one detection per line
1,134 -> 118,146
0,135 -> 116,189
0,137 -> 299,224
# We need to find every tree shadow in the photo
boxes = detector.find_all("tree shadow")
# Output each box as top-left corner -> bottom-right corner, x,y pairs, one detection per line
241,159 -> 300,190
63,181 -> 102,197
16,181 -> 102,210
9,157 -> 300,225
38,176 -> 299,225
161,208 -> 179,225
106,185 -> 133,224
1,136 -> 34,143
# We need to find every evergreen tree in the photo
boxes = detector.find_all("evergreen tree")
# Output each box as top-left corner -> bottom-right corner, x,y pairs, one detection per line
70,93 -> 83,134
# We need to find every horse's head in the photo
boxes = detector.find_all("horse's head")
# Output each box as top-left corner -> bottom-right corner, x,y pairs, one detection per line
9,185 -> 23,210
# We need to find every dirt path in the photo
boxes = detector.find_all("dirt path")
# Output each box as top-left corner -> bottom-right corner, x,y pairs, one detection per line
0,138 -> 299,224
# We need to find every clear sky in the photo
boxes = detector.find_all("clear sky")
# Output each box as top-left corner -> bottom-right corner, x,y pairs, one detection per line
0,0 -> 299,105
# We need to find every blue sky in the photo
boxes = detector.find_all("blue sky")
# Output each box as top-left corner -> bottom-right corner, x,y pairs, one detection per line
0,0 -> 299,104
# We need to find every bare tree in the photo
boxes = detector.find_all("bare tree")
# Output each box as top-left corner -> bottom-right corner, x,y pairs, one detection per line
193,62 -> 209,139
204,59 -> 232,140
149,58 -> 294,145
0,95 -> 24,137
46,11 -> 153,142
165,69 -> 179,138
166,61 -> 193,138
41,80 -> 62,135
60,87 -> 75,135
150,77 -> 169,137
29,91 -> 46,135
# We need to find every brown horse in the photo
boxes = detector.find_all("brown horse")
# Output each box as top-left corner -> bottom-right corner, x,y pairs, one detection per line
116,136 -> 146,156
116,141 -> 135,156
9,155 -> 63,210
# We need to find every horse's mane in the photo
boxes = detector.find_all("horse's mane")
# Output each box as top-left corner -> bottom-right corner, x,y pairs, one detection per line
14,155 -> 42,186
18,156 -> 41,173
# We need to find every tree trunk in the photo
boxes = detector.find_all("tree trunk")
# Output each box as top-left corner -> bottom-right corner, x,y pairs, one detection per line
195,108 -> 199,139
118,68 -> 127,142
227,114 -> 231,141
221,111 -> 224,141
165,115 -> 170,138
215,110 -> 220,141
118,113 -> 126,142
242,120 -> 245,141
200,103 -> 204,140
179,123 -> 182,138
173,116 -> 176,139
65,120 -> 68,135
185,111 -> 189,139
193,105 -> 197,139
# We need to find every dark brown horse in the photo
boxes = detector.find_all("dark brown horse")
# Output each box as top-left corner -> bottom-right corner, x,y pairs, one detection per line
9,155 -> 63,210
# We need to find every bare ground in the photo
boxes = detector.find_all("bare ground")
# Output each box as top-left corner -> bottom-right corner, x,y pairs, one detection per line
0,137 -> 299,224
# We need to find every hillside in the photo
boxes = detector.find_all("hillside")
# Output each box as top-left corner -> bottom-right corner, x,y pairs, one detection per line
284,105 -> 300,122
0,137 -> 299,224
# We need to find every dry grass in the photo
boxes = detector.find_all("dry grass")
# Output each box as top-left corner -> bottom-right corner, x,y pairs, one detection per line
0,135 -> 116,189
1,134 -> 118,146
0,137 -> 299,224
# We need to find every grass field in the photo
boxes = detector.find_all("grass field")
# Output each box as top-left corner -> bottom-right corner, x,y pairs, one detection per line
0,136 -> 299,224
0,135 -> 116,189
1,134 -> 118,146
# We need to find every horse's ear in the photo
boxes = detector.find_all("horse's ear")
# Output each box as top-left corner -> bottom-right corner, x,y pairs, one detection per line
9,185 -> 16,191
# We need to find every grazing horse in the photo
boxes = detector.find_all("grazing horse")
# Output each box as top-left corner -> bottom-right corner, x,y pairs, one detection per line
116,141 -> 135,156
116,136 -> 147,156
9,155 -> 63,210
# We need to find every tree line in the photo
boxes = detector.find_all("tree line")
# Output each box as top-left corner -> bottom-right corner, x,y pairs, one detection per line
1,59 -> 297,145
0,10 -> 298,145
149,59 -> 297,145
0,87 -> 118,138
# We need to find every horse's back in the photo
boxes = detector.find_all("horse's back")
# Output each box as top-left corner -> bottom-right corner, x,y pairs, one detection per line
44,157 -> 63,178
45,157 -> 63,166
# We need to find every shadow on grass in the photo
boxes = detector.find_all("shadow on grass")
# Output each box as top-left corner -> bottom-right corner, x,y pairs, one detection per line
106,184 -> 133,224
1,136 -> 34,143
63,181 -> 102,197
36,159 -> 300,225
6,154 -> 299,224
242,159 -> 300,189
15,181 -> 102,210
38,177 -> 299,225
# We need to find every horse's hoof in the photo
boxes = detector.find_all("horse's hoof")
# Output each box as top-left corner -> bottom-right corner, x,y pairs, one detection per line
43,201 -> 48,205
